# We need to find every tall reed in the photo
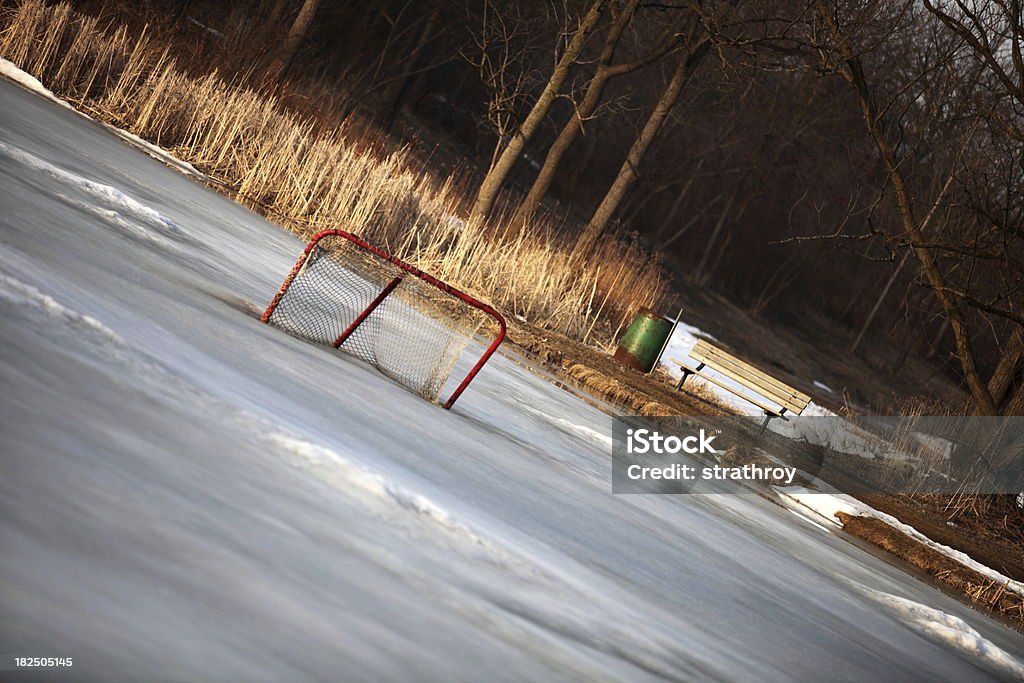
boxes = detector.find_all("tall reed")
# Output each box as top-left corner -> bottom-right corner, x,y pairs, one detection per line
0,0 -> 668,341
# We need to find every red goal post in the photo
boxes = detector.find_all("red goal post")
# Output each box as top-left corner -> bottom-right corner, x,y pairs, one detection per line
262,229 -> 507,409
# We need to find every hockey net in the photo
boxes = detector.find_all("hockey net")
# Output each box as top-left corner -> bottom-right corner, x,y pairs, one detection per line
262,230 -> 506,408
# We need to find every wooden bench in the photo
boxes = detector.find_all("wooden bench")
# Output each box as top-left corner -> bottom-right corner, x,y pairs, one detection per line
672,339 -> 811,433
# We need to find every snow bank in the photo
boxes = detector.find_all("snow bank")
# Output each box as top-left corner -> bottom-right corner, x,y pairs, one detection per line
105,126 -> 206,180
766,414 -> 913,460
775,486 -> 1024,598
0,57 -> 205,179
0,57 -> 74,110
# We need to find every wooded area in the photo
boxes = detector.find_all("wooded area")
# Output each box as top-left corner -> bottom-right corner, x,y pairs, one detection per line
63,0 -> 1024,414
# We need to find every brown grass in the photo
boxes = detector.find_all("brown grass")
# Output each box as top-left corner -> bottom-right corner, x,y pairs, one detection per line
836,512 -> 1024,631
506,319 -> 731,416
0,0 -> 667,344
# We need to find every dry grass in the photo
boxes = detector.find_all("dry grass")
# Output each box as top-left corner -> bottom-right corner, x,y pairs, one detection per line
506,319 -> 731,416
0,0 -> 667,343
837,512 -> 1024,631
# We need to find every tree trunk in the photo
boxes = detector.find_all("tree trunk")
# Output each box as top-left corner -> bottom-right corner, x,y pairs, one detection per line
511,0 -> 645,228
469,0 -> 606,225
987,328 -> 1024,411
576,38 -> 710,255
814,0 -> 998,414
267,0 -> 322,84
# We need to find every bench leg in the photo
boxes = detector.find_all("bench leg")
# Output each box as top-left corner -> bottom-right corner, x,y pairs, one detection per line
759,408 -> 787,435
674,362 -> 704,392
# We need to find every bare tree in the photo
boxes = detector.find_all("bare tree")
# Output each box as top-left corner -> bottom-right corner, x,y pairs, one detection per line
988,328 -> 1024,410
812,0 -> 1000,412
921,0 -> 1024,135
510,1 -> 687,227
469,0 -> 608,225
577,28 -> 710,255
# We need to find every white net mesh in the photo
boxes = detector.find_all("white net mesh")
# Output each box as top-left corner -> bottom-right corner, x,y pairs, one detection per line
265,235 -> 489,402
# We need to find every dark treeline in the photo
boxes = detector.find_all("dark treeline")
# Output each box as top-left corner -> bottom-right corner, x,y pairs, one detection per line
75,0 -> 1023,413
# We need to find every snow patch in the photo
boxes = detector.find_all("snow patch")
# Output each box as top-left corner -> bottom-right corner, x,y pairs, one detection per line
0,57 -> 74,110
856,585 -> 1024,681
104,125 -> 206,180
766,414 -> 908,459
799,401 -> 840,417
813,380 -> 836,395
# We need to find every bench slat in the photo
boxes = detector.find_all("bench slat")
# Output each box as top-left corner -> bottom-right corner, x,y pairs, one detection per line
690,355 -> 809,413
691,340 -> 810,407
691,340 -> 810,402
672,359 -> 794,417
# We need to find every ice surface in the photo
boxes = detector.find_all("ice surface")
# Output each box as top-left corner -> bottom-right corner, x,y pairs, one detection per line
2,74 -> 1023,681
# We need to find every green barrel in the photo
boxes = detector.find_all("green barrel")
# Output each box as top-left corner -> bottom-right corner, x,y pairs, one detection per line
613,308 -> 672,372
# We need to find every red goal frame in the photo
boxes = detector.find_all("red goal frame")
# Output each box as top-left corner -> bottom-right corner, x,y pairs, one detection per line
262,229 -> 507,409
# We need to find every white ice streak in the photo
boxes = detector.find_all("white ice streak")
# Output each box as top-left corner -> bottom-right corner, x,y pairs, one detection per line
0,141 -> 189,245
264,431 -> 496,549
0,272 -> 122,344
515,400 -> 613,450
550,417 -> 614,449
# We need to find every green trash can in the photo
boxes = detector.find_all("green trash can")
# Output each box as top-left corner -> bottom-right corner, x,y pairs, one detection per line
613,308 -> 672,372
